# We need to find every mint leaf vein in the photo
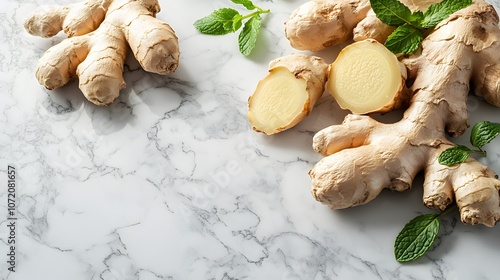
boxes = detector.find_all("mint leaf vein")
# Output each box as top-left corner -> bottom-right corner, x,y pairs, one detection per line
422,0 -> 473,28
239,15 -> 261,56
385,24 -> 423,54
370,0 -> 413,26
194,8 -> 241,35
395,214 -> 440,262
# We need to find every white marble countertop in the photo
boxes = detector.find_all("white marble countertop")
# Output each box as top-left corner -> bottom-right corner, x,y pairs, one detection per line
2,0 -> 500,279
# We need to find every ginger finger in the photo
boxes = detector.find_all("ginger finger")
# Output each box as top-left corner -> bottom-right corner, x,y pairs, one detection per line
422,148 -> 456,211
285,0 -> 370,51
123,11 -> 179,74
353,11 -> 394,43
311,138 -> 422,208
312,114 -> 377,156
35,36 -> 90,90
310,146 -> 391,209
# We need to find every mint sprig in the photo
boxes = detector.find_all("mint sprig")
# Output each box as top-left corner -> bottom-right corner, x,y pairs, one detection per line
194,1 -> 269,56
438,145 -> 477,166
395,205 -> 456,262
439,121 -> 500,166
370,0 -> 472,54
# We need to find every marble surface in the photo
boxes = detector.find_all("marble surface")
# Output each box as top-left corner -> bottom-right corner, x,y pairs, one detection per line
2,0 -> 500,279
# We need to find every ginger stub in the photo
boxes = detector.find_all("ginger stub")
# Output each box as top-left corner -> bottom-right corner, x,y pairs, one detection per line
24,0 -> 180,106
248,54 -> 328,135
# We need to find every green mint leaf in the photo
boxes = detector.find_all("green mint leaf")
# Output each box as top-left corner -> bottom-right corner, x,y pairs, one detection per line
438,145 -> 472,166
231,0 -> 256,10
370,0 -> 412,26
470,121 -> 500,149
194,8 -> 241,35
422,0 -> 472,28
223,13 -> 244,32
232,14 -> 243,31
385,24 -> 423,54
238,14 -> 261,56
394,214 -> 440,262
408,11 -> 424,28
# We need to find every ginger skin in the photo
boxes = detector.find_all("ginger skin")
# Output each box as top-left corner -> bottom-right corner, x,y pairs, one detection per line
24,0 -> 180,106
285,0 -> 371,51
287,0 -> 500,226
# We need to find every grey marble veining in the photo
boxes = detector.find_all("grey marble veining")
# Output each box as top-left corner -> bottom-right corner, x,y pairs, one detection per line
2,0 -> 500,279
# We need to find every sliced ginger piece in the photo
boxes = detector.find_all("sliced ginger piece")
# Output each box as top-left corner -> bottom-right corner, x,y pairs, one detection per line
327,39 -> 407,114
248,54 -> 328,135
248,67 -> 308,134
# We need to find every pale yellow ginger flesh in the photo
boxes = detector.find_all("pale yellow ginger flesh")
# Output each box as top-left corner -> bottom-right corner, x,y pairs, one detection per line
248,67 -> 308,134
248,54 -> 329,135
282,0 -> 500,226
327,39 -> 407,114
24,0 -> 180,106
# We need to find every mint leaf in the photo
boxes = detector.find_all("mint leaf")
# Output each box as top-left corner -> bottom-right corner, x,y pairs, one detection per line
385,24 -> 423,54
232,14 -> 243,31
394,214 -> 440,262
194,8 -> 241,35
231,0 -> 256,10
370,0 -> 412,26
422,0 -> 472,28
470,121 -> 500,149
408,11 -> 424,28
238,14 -> 261,56
438,145 -> 472,166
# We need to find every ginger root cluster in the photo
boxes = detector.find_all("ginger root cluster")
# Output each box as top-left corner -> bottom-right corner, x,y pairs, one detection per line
25,0 -> 180,106
251,0 -> 500,226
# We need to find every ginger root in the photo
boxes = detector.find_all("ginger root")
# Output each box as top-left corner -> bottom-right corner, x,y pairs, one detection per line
327,39 -> 407,114
247,54 -> 329,135
24,0 -> 180,106
282,0 -> 500,226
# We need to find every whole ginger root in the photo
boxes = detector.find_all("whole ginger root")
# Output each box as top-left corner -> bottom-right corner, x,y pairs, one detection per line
24,0 -> 180,106
285,0 -> 500,226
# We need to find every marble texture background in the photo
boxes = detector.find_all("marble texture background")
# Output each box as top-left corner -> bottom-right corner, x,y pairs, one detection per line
2,0 -> 500,279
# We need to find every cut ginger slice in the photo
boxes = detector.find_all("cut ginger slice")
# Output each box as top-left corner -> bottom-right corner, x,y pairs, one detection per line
248,54 -> 329,135
248,67 -> 307,134
327,39 -> 407,114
